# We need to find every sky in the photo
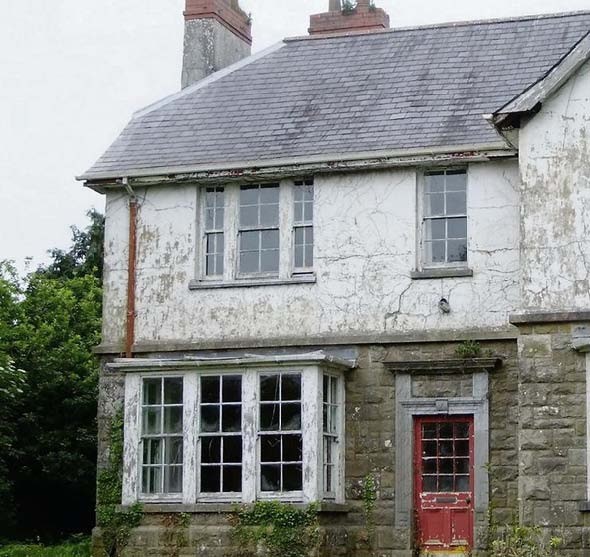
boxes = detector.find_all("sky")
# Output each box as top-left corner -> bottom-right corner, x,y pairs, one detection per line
1,0 -> 589,273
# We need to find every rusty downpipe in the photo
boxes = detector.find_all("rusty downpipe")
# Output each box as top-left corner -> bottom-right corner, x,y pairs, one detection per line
124,178 -> 138,358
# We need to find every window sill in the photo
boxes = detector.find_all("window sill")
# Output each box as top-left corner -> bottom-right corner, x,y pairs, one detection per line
189,275 -> 316,290
411,268 -> 473,280
118,502 -> 349,514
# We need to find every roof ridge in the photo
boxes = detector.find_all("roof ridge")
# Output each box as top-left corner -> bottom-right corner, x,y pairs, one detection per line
284,9 -> 590,42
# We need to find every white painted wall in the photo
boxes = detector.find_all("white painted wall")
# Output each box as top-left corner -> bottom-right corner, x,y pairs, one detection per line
519,59 -> 590,311
102,160 -> 521,346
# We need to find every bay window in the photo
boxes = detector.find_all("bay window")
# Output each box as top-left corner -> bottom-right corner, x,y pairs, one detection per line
119,355 -> 350,506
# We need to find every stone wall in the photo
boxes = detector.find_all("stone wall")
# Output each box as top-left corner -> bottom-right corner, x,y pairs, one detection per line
515,321 -> 590,553
94,339 -> 521,556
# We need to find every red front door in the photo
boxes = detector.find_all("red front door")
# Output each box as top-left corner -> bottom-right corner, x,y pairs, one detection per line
414,416 -> 474,554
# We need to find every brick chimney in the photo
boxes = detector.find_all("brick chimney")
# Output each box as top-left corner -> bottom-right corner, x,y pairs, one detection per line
309,0 -> 390,35
181,0 -> 252,89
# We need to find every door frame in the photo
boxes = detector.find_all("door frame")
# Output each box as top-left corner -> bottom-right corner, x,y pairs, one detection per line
393,370 -> 490,546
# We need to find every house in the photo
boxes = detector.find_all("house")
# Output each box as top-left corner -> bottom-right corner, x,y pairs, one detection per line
80,0 -> 590,555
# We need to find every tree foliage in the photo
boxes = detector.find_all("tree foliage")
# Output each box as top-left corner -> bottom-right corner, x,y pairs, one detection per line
0,210 -> 104,542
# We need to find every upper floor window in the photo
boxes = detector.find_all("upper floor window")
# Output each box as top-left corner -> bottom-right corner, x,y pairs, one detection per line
239,185 -> 280,275
421,169 -> 467,266
197,180 -> 315,284
293,179 -> 314,273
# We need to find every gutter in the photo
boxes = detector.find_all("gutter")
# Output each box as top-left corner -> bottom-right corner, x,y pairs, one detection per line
80,144 -> 516,192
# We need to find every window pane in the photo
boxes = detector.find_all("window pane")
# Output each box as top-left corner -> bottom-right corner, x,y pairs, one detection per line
425,219 -> 445,241
240,186 -> 259,206
223,436 -> 242,463
165,466 -> 183,493
283,465 -> 303,491
206,208 -> 215,230
440,441 -> 453,457
281,375 -> 301,400
143,408 -> 161,435
440,458 -> 453,474
423,476 -> 437,492
222,376 -> 242,403
261,230 -> 279,249
282,434 -> 303,462
143,378 -> 161,405
145,466 -> 162,494
423,459 -> 437,474
261,465 -> 280,492
294,203 -> 303,223
215,208 -> 224,228
423,424 -> 437,439
455,423 -> 469,439
241,230 -> 260,252
439,423 -> 453,438
261,249 -> 279,273
260,204 -> 279,227
447,218 -> 467,239
422,441 -> 437,457
294,227 -> 305,246
164,407 -> 183,434
294,246 -> 304,269
261,375 -> 279,401
439,475 -> 454,492
201,466 -> 221,493
222,405 -> 242,432
166,437 -> 183,464
201,437 -> 221,464
240,251 -> 259,274
144,438 -> 162,465
455,458 -> 469,474
456,475 -> 470,492
201,377 -> 220,403
304,201 -> 313,222
223,466 -> 242,492
445,170 -> 467,192
261,435 -> 281,462
425,193 -> 444,216
240,205 -> 259,228
425,173 -> 445,193
260,185 -> 279,204
163,378 -> 182,404
426,240 -> 446,263
281,403 -> 301,430
260,403 -> 280,431
447,192 -> 467,215
448,239 -> 467,263
456,440 -> 469,456
201,406 -> 220,433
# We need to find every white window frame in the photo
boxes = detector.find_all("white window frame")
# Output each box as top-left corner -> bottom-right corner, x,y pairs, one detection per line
195,179 -> 315,284
417,167 -> 469,270
121,362 -> 345,506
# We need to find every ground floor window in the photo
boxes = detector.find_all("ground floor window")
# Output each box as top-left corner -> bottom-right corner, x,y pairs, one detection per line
121,358 -> 348,505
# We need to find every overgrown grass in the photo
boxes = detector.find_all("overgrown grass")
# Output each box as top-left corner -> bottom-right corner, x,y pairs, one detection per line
0,538 -> 91,557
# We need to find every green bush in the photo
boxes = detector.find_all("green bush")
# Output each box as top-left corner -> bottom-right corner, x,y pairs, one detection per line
489,523 -> 562,557
0,538 -> 91,557
232,501 -> 320,557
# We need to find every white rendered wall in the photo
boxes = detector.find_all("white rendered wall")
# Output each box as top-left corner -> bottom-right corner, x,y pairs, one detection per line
519,59 -> 590,311
102,160 -> 520,346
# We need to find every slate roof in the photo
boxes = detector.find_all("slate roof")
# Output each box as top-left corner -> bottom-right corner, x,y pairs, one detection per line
82,11 -> 590,180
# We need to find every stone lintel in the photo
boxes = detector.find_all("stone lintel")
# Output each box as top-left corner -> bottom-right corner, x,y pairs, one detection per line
385,358 -> 502,375
510,310 -> 590,325
579,501 -> 590,512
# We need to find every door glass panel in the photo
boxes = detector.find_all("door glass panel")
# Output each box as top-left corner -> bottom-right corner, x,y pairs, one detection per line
420,419 -> 471,494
